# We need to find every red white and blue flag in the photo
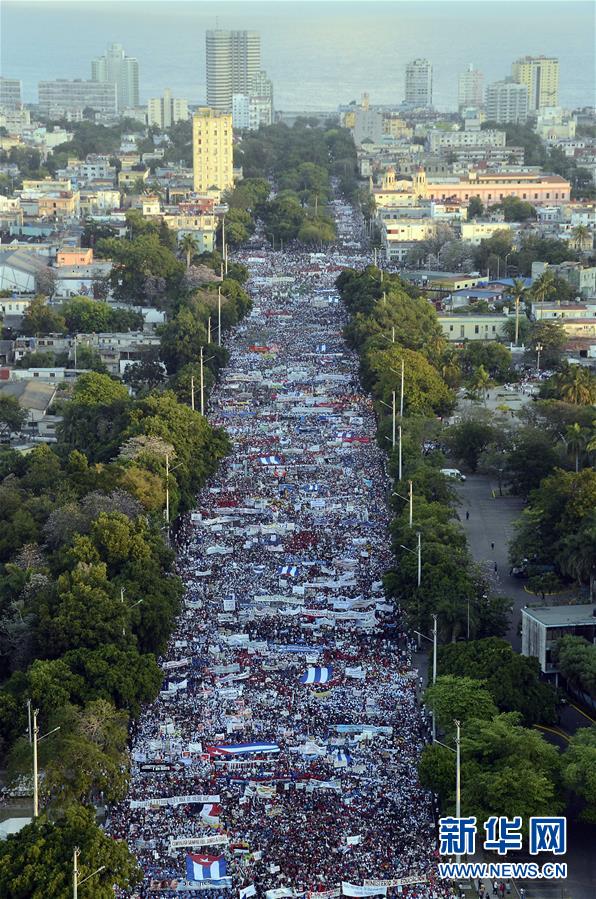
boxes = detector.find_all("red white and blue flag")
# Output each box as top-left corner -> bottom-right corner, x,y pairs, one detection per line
185,853 -> 227,881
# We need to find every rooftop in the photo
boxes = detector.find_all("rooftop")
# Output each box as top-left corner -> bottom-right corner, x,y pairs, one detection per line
523,604 -> 596,627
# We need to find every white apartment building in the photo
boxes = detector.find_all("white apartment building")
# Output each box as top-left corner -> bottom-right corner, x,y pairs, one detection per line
38,79 -> 117,116
458,65 -> 484,111
485,80 -> 528,124
147,89 -> 189,129
206,30 -> 261,113
405,59 -> 433,108
91,42 -> 140,110
428,129 -> 506,152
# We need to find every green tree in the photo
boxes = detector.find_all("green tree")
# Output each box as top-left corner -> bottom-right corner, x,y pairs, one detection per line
419,713 -> 562,825
424,675 -> 498,732
180,232 -> 198,269
555,636 -> 596,697
20,295 -> 66,337
366,345 -> 454,417
0,804 -> 141,898
0,395 -> 27,436
61,296 -> 111,333
437,638 -> 558,725
561,726 -> 596,822
70,371 -> 129,407
467,196 -> 484,219
446,413 -> 496,472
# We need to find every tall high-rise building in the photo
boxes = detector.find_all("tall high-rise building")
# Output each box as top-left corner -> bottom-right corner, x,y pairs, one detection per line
458,64 -> 484,111
405,59 -> 433,108
511,56 -> 559,111
38,80 -> 117,117
0,77 -> 23,110
206,30 -> 261,112
192,107 -> 234,193
486,80 -> 528,124
147,89 -> 189,129
91,42 -> 140,111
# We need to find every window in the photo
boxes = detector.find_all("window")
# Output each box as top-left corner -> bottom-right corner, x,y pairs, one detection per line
474,325 -> 479,334
460,325 -> 465,338
449,324 -> 454,332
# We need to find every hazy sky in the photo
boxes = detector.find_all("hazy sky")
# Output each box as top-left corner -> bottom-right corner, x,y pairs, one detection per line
2,1 -> 594,110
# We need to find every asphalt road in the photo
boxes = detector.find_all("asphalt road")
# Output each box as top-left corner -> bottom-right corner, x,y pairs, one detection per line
454,475 -> 526,648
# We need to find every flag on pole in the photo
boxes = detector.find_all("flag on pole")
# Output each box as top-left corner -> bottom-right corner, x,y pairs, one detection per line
278,565 -> 299,577
185,854 -> 227,881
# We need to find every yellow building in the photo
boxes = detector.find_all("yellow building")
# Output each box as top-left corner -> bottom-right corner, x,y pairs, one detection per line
192,107 -> 234,193
373,167 -> 571,209
511,56 -> 559,110
461,221 -> 512,245
383,115 -> 413,139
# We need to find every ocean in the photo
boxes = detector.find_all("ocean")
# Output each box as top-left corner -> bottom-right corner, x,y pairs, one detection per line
1,0 -> 594,112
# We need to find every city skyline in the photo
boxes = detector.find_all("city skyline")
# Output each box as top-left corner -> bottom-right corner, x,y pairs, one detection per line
1,2 -> 594,110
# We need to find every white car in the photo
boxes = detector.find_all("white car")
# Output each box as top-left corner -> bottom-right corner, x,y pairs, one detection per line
440,468 -> 466,481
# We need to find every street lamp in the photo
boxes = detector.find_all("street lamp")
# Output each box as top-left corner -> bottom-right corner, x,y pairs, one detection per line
73,847 -> 106,899
434,719 -> 462,861
164,454 -> 183,542
32,709 -> 60,818
413,613 -> 438,740
400,532 -> 422,646
392,479 -> 413,528
535,342 -> 543,373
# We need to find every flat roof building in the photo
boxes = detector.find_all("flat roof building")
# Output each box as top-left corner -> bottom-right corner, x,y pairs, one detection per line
522,604 -> 596,680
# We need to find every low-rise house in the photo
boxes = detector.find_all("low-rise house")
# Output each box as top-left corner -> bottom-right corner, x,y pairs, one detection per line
0,249 -> 50,292
522,604 -> 596,686
437,311 -> 510,342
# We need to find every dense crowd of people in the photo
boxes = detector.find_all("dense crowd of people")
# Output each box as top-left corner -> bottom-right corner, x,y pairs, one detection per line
107,199 -> 449,899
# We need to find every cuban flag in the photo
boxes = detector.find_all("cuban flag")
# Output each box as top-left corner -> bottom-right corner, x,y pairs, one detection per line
333,748 -> 352,766
278,565 -> 299,577
186,854 -> 227,881
200,802 -> 222,823
206,742 -> 281,756
336,431 -> 353,440
260,455 -> 282,465
300,666 -> 333,685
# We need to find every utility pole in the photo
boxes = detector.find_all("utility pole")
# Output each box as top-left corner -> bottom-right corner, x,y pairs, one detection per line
32,710 -> 59,818
399,357 -> 405,417
32,708 -> 39,818
432,614 -> 438,742
165,454 -> 170,526
392,326 -> 395,344
455,719 -> 461,858
200,346 -> 205,416
218,287 -> 222,346
536,342 -> 543,373
514,297 -> 520,346
398,425 -> 402,482
74,846 -> 105,899
208,316 -> 212,345
391,390 -> 396,451
408,479 -> 413,528
417,530 -> 421,589
190,376 -> 195,412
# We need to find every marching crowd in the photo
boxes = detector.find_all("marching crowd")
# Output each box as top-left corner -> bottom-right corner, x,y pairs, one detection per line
108,200 -> 450,899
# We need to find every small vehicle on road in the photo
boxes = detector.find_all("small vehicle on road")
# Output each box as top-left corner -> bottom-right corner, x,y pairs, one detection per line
440,468 -> 466,481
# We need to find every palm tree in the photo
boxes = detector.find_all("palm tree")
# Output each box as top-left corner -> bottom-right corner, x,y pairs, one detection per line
180,233 -> 198,270
530,270 -> 555,312
570,224 -> 592,253
555,366 -> 596,406
506,278 -> 527,346
563,422 -> 588,472
470,365 -> 492,405
586,420 -> 596,454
